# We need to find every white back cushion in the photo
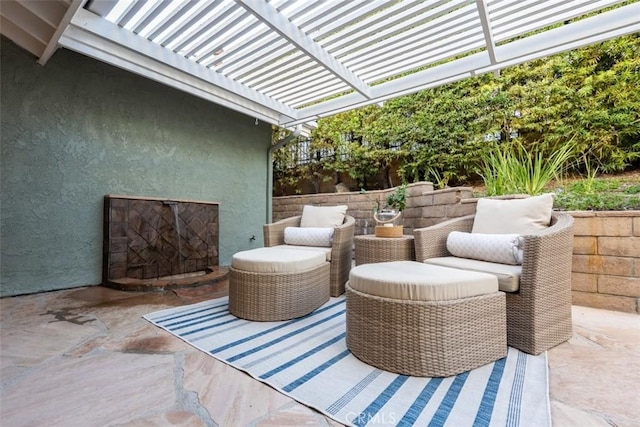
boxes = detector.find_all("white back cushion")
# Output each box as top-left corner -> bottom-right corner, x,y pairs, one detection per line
284,227 -> 334,247
472,193 -> 554,234
300,205 -> 347,228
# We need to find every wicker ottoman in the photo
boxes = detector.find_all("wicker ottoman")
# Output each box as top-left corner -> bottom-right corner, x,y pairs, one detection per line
346,261 -> 507,377
229,247 -> 330,321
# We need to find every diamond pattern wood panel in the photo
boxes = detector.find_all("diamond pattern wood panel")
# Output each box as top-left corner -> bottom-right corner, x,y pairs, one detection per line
103,196 -> 219,282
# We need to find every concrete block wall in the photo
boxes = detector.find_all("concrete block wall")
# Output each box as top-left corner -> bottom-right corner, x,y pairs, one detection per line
273,187 -> 639,313
569,211 -> 640,313
272,182 -> 477,235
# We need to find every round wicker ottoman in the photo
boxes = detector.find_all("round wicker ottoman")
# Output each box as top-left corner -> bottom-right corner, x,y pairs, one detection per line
229,247 -> 330,321
346,261 -> 507,377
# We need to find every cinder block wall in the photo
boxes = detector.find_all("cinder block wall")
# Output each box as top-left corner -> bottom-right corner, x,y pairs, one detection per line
569,211 -> 640,313
273,187 -> 640,314
272,182 -> 474,235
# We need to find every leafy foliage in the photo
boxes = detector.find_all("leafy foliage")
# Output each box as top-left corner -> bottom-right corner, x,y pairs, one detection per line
384,79 -> 501,186
273,33 -> 640,194
623,184 -> 640,194
477,141 -> 576,195
554,180 -> 640,210
498,33 -> 640,172
272,127 -> 334,194
554,192 -> 633,211
384,183 -> 408,211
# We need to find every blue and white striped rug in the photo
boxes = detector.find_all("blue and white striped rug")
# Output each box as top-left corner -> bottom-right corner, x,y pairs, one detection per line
144,296 -> 550,427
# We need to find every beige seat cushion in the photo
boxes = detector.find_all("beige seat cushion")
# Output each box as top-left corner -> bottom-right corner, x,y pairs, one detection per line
424,256 -> 521,292
273,244 -> 332,261
348,261 -> 498,302
232,247 -> 326,274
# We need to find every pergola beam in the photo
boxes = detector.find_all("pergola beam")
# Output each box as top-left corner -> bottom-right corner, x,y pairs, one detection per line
39,0 -> 87,65
282,2 -> 640,126
59,26 -> 285,125
6,0 -> 636,132
475,0 -> 499,77
234,0 -> 372,100
66,7 -> 299,121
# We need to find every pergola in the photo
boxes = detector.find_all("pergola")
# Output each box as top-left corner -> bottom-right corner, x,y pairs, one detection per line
2,0 -> 639,133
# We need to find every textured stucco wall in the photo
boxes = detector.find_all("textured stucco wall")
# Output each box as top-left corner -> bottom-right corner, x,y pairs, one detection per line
0,38 -> 271,296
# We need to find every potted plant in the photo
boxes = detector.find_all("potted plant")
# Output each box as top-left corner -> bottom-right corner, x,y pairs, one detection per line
374,184 -> 407,236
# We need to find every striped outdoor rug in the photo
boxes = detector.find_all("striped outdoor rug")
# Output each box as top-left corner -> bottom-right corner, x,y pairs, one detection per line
144,296 -> 550,427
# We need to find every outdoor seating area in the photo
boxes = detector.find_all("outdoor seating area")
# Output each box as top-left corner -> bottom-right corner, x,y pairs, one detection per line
233,195 -> 573,362
117,194 -> 575,425
1,198 -> 638,425
2,1 -> 639,425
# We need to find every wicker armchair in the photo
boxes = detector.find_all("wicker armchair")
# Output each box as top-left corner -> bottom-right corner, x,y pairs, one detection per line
413,212 -> 574,355
264,215 -> 355,296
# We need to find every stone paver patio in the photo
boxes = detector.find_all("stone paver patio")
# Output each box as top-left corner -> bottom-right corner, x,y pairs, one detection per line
1,281 -> 639,426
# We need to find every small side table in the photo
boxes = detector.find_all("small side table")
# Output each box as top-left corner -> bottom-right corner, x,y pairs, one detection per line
354,234 -> 415,265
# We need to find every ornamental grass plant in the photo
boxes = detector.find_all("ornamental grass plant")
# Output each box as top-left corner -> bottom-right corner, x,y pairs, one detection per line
478,142 -> 576,196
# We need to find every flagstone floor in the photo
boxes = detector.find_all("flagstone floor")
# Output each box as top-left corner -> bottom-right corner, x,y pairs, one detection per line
1,281 -> 639,427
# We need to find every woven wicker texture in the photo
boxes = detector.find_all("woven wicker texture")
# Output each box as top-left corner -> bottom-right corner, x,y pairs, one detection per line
229,263 -> 329,321
354,234 -> 415,265
264,215 -> 355,296
414,212 -> 574,355
346,284 -> 507,377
